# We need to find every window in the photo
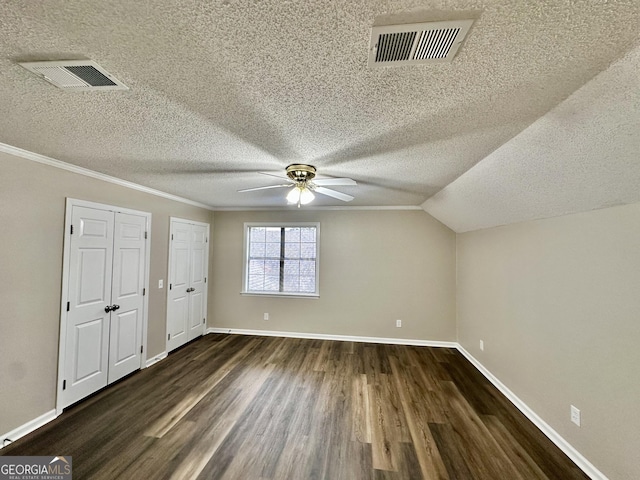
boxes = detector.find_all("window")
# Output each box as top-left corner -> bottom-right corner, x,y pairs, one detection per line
243,223 -> 319,297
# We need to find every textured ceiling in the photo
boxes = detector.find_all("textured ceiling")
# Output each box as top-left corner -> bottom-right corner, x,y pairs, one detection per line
0,1 -> 638,217
423,43 -> 640,232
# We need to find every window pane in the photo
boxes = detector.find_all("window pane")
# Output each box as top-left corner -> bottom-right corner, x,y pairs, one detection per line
285,242 -> 301,259
300,242 -> 316,258
249,259 -> 264,275
245,224 -> 318,296
300,227 -> 315,242
265,227 -> 281,242
250,242 -> 265,258
284,260 -> 299,275
300,260 -> 315,276
299,276 -> 315,292
250,227 -> 266,242
264,276 -> 280,291
285,227 -> 300,242
283,275 -> 299,291
264,260 -> 280,276
265,242 -> 281,258
248,275 -> 264,291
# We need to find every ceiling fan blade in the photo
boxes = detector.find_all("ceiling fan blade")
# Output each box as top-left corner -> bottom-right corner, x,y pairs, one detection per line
312,178 -> 357,186
238,184 -> 292,193
259,171 -> 293,181
314,187 -> 354,202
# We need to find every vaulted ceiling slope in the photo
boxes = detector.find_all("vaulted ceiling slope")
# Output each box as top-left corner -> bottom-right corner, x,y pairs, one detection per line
0,1 -> 638,217
423,43 -> 640,232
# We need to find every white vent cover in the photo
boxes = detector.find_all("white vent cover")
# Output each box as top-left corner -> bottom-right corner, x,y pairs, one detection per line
18,60 -> 128,91
368,20 -> 474,67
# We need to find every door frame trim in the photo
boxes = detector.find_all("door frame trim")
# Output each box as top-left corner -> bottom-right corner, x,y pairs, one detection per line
57,198 -> 152,415
166,217 -> 210,352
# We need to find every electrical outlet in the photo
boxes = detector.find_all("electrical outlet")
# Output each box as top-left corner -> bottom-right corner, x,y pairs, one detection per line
480,340 -> 484,351
263,312 -> 269,321
158,279 -> 163,289
396,319 -> 402,328
570,405 -> 581,426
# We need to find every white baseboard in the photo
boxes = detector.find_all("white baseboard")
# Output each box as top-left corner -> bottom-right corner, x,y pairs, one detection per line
206,327 -> 457,348
1,409 -> 57,449
456,346 -> 607,480
144,352 -> 167,368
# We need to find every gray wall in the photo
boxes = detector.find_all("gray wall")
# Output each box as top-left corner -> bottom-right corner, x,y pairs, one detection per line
0,150 -> 211,436
456,202 -> 640,480
209,210 -> 456,341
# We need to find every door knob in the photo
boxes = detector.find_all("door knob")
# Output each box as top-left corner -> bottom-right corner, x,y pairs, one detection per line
112,304 -> 120,311
187,287 -> 195,292
105,305 -> 113,313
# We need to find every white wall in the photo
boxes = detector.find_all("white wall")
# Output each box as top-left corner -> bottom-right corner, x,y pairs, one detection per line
209,209 -> 456,341
456,202 -> 640,480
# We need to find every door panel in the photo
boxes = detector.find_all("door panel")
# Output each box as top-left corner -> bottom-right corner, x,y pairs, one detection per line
108,212 -> 146,383
173,247 -> 190,288
168,220 -> 209,350
76,249 -> 108,305
188,224 -> 208,341
117,248 -> 141,297
110,309 -> 138,366
167,221 -> 192,351
63,206 -> 113,407
74,318 -> 106,382
168,295 -> 189,349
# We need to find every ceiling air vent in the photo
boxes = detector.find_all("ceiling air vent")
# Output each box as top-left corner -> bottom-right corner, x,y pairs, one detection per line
18,60 -> 128,91
368,19 -> 474,67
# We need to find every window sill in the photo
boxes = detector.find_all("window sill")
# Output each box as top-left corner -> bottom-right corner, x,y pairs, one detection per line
240,291 -> 319,299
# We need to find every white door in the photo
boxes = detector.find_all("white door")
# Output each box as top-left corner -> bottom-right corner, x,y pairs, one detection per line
63,206 -> 114,407
167,221 -> 191,351
188,224 -> 208,341
167,219 -> 209,352
108,212 -> 146,383
60,200 -> 150,410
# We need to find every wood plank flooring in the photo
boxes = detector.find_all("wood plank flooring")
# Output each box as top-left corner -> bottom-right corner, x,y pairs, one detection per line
1,334 -> 588,479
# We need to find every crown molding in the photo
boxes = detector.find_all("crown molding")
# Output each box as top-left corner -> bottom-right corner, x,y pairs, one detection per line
212,205 -> 424,211
0,142 -> 215,211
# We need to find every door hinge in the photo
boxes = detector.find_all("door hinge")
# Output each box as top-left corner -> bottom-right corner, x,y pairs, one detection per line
206,237 -> 208,243
205,277 -> 207,283
66,301 -> 70,312
168,333 -> 170,340
63,380 -> 66,390
171,234 -> 174,240
203,318 -> 205,324
169,284 -> 172,290
143,288 -> 146,296
70,225 -> 74,235
144,231 -> 148,239
141,345 -> 144,354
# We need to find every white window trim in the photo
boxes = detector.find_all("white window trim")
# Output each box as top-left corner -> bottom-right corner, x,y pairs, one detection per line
242,222 -> 320,298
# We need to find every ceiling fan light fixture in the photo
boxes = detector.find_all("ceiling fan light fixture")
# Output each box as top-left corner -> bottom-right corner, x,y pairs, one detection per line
300,187 -> 315,205
286,186 -> 301,204
287,185 -> 315,206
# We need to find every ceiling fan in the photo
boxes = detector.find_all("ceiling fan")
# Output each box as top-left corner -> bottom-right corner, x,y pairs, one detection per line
238,164 -> 357,207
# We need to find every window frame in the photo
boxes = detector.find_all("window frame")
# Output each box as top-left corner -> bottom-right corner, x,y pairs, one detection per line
241,222 -> 320,298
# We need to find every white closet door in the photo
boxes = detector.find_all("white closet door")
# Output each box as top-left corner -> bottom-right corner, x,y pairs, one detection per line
187,224 -> 208,341
167,221 -> 191,351
63,206 -> 113,407
108,212 -> 146,383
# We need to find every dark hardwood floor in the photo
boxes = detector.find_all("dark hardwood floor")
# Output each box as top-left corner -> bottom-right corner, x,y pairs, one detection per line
2,334 -> 588,479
